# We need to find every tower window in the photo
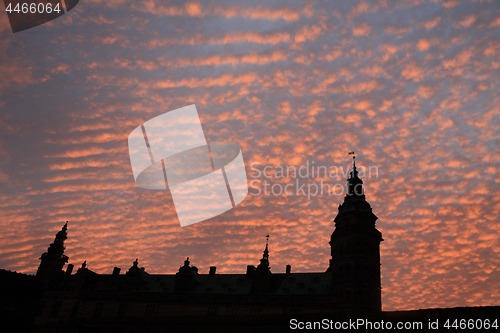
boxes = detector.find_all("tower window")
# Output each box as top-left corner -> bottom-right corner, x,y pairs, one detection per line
117,303 -> 127,317
93,303 -> 104,318
50,300 -> 61,317
37,300 -> 46,316
71,301 -> 79,318
144,304 -> 157,316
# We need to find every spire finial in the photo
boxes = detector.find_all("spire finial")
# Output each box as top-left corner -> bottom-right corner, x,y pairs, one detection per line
263,235 -> 270,260
348,151 -> 355,167
348,151 -> 357,179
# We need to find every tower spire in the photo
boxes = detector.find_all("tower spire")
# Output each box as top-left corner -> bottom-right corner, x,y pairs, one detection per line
36,222 -> 70,288
348,151 -> 359,181
255,234 -> 271,274
328,153 -> 383,311
345,151 -> 363,196
263,234 -> 269,260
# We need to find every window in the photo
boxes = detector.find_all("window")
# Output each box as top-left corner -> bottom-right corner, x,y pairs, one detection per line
50,300 -> 61,317
250,308 -> 262,315
37,300 -> 46,316
93,303 -> 104,318
70,301 -> 79,318
145,304 -> 157,316
117,303 -> 127,317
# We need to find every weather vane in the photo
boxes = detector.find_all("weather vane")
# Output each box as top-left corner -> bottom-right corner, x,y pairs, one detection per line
348,151 -> 355,161
348,151 -> 356,169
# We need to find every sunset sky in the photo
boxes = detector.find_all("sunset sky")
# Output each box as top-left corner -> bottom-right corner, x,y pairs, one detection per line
0,0 -> 499,311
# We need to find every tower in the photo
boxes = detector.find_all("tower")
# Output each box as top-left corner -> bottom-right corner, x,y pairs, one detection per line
36,222 -> 69,288
251,235 -> 272,294
255,234 -> 271,274
329,155 -> 383,311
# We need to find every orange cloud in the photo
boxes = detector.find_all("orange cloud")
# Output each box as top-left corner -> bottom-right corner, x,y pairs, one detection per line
455,15 -> 477,28
417,39 -> 430,51
384,25 -> 412,36
401,63 -> 425,81
353,22 -> 372,36
442,1 -> 458,9
294,25 -> 323,43
213,5 -> 301,22
490,17 -> 500,27
421,17 -> 441,29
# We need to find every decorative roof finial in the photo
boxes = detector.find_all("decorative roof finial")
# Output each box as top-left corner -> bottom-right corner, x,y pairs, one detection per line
263,234 -> 270,260
348,151 -> 355,167
348,151 -> 357,179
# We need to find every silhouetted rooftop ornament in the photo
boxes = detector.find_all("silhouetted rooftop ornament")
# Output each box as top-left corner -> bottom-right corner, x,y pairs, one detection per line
127,259 -> 144,276
347,151 -> 363,196
337,152 -> 372,214
54,221 -> 68,246
81,261 -> 86,269
256,235 -> 271,274
176,257 -> 195,277
263,235 -> 269,260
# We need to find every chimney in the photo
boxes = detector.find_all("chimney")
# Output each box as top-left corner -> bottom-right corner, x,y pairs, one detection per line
286,265 -> 291,274
246,265 -> 255,275
62,264 -> 74,286
65,264 -> 74,276
209,266 -> 216,275
112,267 -> 121,276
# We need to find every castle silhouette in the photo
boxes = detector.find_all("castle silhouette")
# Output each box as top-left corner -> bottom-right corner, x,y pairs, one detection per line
31,157 -> 383,322
3,157 -> 496,332
0,159 -> 500,332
